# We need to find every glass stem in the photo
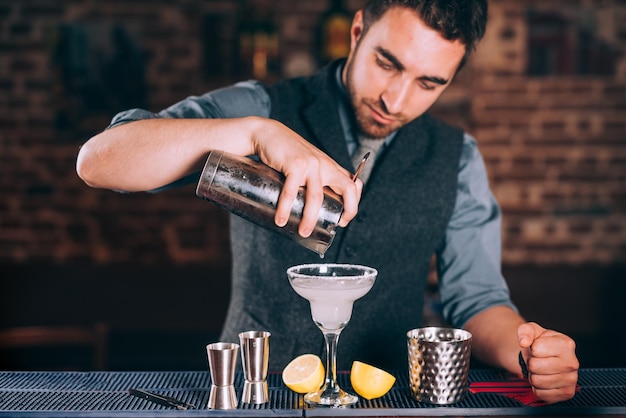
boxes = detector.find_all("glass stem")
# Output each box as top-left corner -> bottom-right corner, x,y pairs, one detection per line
323,331 -> 341,390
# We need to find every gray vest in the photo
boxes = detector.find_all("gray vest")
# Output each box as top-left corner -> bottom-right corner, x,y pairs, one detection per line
220,61 -> 464,372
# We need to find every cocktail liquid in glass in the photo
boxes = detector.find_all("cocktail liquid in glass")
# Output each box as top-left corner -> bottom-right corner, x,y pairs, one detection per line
287,264 -> 377,407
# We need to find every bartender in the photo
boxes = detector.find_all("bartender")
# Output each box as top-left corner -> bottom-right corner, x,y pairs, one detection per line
76,0 -> 579,404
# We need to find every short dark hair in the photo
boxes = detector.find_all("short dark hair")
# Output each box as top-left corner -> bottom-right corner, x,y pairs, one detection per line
362,0 -> 488,68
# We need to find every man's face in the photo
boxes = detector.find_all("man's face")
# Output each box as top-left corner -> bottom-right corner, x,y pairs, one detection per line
342,7 -> 466,139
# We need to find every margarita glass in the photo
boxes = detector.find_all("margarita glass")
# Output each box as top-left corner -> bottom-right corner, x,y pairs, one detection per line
287,263 -> 377,406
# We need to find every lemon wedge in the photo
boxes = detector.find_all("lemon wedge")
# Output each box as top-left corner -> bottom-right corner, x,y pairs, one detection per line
350,361 -> 396,400
282,354 -> 325,394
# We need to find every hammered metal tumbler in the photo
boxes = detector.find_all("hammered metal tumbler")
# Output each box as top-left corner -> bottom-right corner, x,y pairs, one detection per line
407,327 -> 472,405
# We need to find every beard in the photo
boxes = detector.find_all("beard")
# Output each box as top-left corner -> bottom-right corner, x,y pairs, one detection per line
354,98 -> 403,139
344,57 -> 406,139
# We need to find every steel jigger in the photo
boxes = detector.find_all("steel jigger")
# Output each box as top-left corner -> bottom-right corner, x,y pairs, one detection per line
206,342 -> 239,410
239,331 -> 271,404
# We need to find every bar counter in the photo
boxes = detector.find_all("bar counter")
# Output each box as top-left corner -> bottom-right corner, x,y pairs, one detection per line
0,368 -> 624,417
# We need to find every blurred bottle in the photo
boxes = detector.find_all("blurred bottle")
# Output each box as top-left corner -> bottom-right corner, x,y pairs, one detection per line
238,0 -> 280,80
317,0 -> 352,66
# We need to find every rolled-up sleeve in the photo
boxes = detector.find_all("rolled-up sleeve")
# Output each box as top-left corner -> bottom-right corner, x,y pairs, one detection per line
107,80 -> 271,129
103,80 -> 271,192
436,133 -> 518,328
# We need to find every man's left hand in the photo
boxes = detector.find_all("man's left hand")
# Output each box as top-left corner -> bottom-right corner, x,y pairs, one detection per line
518,322 -> 579,404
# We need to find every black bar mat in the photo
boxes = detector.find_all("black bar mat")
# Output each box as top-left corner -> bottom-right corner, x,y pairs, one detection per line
0,369 -> 624,417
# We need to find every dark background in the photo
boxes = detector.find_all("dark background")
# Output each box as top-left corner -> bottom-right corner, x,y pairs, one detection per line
1,0 -> 625,371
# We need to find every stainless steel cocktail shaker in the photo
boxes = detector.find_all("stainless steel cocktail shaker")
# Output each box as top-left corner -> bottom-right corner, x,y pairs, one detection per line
196,150 -> 343,256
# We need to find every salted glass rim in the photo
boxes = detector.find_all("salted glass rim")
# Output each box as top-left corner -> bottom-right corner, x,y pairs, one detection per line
286,263 -> 378,280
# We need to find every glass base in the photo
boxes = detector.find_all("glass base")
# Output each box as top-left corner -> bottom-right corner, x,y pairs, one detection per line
304,385 -> 358,407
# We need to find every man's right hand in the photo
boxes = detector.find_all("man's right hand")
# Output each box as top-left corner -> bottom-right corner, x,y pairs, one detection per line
247,117 -> 363,237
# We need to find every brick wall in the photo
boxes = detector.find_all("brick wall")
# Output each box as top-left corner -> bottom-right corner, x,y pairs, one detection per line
1,0 -> 625,267
471,0 -> 626,265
